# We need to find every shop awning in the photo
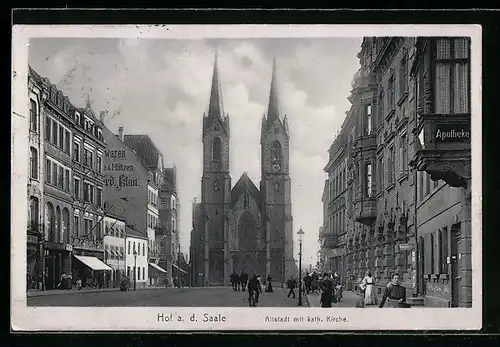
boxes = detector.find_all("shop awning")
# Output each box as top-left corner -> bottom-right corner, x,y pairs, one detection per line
74,255 -> 113,271
116,250 -> 123,257
149,262 -> 167,274
111,250 -> 118,257
172,263 -> 187,274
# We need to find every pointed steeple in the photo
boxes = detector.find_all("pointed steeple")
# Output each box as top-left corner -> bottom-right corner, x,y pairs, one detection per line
267,57 -> 281,127
208,52 -> 224,120
85,93 -> 92,108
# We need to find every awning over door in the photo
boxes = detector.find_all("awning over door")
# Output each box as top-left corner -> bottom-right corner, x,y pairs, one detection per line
74,255 -> 113,271
149,262 -> 167,274
172,263 -> 187,274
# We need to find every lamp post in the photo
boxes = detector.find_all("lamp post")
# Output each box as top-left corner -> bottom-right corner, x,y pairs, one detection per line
133,250 -> 138,291
297,227 -> 305,307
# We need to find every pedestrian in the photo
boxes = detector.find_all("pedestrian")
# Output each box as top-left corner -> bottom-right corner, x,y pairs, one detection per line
379,273 -> 407,308
240,271 -> 248,291
304,273 -> 312,294
320,287 -> 334,307
286,276 -> 297,298
361,271 -> 377,306
265,274 -> 273,292
76,277 -> 82,290
247,273 -> 262,306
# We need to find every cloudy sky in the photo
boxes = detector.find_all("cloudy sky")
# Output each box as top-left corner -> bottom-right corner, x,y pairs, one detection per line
29,36 -> 362,266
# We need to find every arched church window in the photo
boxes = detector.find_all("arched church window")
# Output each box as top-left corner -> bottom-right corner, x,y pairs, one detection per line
243,192 -> 249,209
238,212 -> 256,250
274,181 -> 280,192
213,179 -> 220,192
272,140 -> 282,165
212,137 -> 222,161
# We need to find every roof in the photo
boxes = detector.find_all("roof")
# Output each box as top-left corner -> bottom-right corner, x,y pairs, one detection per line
231,172 -> 261,209
123,134 -> 160,170
266,57 -> 282,129
164,167 -> 175,186
125,226 -> 148,240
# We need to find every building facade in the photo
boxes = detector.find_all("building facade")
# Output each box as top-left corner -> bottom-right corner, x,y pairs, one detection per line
103,213 -> 126,287
27,67 -> 45,290
191,56 -> 294,287
410,37 -> 472,307
159,166 -> 181,285
326,36 -> 472,307
71,100 -> 108,285
38,73 -> 75,290
125,227 -> 149,289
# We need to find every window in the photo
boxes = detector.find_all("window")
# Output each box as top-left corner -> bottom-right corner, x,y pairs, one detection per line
430,232 -> 435,275
73,215 -> 79,237
377,89 -> 384,126
74,178 -> 80,199
64,169 -> 70,191
400,133 -> 407,175
142,243 -> 145,256
127,266 -> 130,278
433,179 -> 439,189
58,166 -> 64,189
434,38 -> 470,114
45,159 -> 51,184
387,146 -> 395,186
399,51 -> 408,98
73,142 -> 80,162
439,227 -> 449,274
425,172 -> 431,197
138,266 -> 141,280
128,241 -> 131,254
83,182 -> 90,202
89,185 -> 95,203
388,74 -> 395,112
59,127 -> 64,150
133,242 -> 136,253
52,162 -> 57,186
378,156 -> 384,192
29,196 -> 39,228
366,104 -> 372,135
366,163 -> 372,197
142,267 -> 145,280
97,155 -> 102,173
418,171 -> 424,202
52,121 -> 58,145
272,140 -> 282,165
97,188 -> 102,206
65,130 -> 70,154
30,147 -> 38,179
212,137 -> 222,161
45,117 -> 51,141
30,99 -> 38,132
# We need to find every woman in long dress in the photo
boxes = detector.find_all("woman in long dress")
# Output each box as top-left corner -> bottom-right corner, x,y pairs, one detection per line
361,271 -> 378,306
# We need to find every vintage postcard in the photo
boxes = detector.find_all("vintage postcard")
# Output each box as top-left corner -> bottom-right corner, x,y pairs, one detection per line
11,24 -> 482,331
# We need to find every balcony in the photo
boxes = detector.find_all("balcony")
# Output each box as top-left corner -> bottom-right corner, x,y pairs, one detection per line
322,233 -> 339,249
412,113 -> 471,188
352,134 -> 377,157
354,197 -> 377,226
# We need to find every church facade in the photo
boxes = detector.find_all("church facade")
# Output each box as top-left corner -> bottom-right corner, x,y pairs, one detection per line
190,56 -> 294,287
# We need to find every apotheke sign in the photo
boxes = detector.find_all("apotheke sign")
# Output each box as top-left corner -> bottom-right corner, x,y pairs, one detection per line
435,123 -> 471,143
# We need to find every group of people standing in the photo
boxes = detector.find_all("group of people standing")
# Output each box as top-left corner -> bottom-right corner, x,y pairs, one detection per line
230,271 -> 249,291
359,271 -> 407,308
230,271 -> 274,306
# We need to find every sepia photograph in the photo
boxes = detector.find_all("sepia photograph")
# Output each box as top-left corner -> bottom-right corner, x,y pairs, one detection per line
12,24 -> 482,330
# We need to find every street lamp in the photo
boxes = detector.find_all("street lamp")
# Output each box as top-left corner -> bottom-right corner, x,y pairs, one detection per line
133,250 -> 138,291
297,227 -> 305,307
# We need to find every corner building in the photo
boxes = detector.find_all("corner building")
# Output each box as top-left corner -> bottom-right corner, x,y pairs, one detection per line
191,56 -> 294,287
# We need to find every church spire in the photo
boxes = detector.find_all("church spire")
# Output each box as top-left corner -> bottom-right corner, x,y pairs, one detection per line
208,52 -> 224,120
267,57 -> 281,127
85,93 -> 92,108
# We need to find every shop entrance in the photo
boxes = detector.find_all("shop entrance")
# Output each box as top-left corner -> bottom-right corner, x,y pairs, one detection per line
450,222 -> 462,307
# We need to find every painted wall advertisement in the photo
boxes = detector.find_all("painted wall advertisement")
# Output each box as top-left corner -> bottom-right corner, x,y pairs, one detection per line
103,149 -> 141,190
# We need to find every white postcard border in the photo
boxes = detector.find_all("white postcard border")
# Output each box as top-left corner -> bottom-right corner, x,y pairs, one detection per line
11,24 -> 482,331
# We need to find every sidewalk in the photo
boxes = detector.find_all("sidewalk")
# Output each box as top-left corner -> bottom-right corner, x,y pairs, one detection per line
307,290 -> 379,308
26,285 -> 168,298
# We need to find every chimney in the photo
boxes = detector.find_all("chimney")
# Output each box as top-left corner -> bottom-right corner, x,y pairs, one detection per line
118,127 -> 124,141
100,111 -> 106,123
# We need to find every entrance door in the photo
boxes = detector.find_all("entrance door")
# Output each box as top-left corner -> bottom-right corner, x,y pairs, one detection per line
418,236 -> 425,296
45,256 -> 54,290
450,223 -> 462,307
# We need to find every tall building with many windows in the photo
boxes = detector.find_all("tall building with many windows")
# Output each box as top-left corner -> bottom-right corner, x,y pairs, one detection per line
70,99 -> 108,283
36,71 -> 75,290
27,67 -> 45,290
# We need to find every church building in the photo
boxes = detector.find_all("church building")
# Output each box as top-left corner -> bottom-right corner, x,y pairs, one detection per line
190,55 -> 295,287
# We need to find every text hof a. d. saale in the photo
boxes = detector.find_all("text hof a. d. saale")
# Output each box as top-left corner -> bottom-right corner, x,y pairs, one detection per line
157,312 -> 227,323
